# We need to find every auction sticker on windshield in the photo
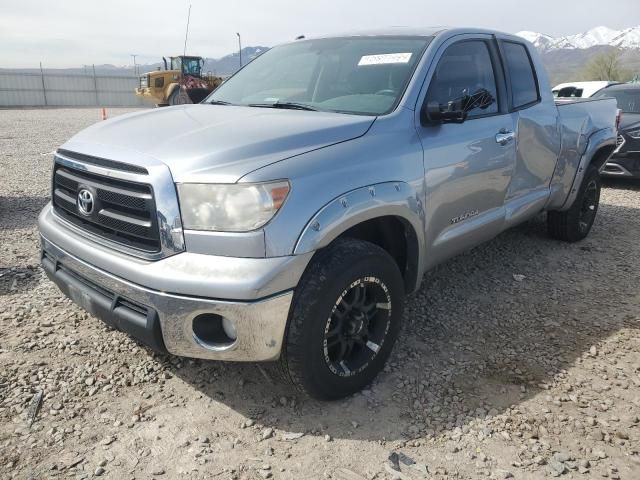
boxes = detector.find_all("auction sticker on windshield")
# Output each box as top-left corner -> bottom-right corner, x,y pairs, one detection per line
358,53 -> 412,66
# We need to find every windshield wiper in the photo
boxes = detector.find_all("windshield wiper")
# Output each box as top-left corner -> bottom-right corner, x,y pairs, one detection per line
248,101 -> 317,111
209,100 -> 233,105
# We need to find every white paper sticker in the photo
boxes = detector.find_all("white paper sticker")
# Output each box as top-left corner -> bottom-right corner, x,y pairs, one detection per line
358,53 -> 412,66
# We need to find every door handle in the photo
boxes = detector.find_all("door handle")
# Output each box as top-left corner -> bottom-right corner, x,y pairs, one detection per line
495,129 -> 515,146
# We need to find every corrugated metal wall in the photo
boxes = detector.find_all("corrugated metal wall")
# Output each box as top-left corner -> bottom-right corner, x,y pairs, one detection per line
0,72 -> 147,107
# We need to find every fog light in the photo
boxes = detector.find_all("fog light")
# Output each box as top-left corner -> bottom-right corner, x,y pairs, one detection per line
192,313 -> 236,348
222,317 -> 237,341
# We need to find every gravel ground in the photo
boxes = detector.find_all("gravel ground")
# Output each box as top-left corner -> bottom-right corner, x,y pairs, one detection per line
0,108 -> 639,480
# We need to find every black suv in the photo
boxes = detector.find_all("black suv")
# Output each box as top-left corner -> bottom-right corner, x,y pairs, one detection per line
594,83 -> 640,178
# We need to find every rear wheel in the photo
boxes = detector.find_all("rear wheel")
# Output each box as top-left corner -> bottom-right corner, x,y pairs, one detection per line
548,165 -> 601,242
280,238 -> 405,400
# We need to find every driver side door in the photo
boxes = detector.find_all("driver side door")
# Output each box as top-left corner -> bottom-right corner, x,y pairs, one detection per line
416,36 -> 516,269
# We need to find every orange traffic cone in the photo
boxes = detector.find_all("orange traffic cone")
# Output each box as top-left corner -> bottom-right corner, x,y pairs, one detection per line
101,107 -> 107,120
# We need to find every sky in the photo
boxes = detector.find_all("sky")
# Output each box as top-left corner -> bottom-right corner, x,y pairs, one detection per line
1,0 -> 640,68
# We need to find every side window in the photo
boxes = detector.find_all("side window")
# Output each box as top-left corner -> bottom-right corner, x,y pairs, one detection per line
427,40 -> 499,118
502,42 -> 539,108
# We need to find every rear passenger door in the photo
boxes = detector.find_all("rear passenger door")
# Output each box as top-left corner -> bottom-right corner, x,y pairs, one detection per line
498,38 -> 561,220
416,35 -> 516,268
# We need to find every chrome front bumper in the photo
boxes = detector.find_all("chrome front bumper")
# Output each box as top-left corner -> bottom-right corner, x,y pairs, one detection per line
39,204 -> 313,361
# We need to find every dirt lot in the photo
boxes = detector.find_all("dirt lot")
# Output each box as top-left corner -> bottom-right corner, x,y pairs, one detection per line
0,108 -> 639,480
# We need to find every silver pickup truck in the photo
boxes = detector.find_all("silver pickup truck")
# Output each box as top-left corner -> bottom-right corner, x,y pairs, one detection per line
39,28 -> 618,399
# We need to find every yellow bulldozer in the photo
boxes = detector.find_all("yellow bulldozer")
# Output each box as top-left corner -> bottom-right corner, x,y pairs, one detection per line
135,55 -> 224,106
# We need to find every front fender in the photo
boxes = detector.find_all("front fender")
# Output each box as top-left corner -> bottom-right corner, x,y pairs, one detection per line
293,182 -> 425,288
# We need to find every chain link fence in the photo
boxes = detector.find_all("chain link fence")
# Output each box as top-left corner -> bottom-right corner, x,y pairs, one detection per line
0,69 -> 147,107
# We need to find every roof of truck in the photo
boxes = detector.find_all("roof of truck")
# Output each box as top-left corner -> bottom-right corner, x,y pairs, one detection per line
599,83 -> 640,92
306,27 -> 524,42
324,26 -> 448,37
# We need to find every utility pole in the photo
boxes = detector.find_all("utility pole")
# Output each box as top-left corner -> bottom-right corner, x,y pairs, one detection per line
39,61 -> 47,106
92,64 -> 99,106
237,32 -> 242,69
130,54 -> 138,76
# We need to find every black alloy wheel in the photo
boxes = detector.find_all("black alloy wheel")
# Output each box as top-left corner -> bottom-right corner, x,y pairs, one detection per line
578,178 -> 599,234
323,277 -> 392,377
547,165 -> 601,242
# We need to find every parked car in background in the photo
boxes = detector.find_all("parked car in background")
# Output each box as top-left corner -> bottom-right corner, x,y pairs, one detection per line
39,28 -> 618,399
593,83 -> 640,178
553,81 -> 619,98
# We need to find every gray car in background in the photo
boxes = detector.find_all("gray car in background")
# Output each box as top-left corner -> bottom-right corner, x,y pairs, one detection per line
593,83 -> 640,178
39,27 -> 618,399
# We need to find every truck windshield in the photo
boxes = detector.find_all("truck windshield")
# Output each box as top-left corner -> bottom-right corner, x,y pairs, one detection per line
593,88 -> 640,113
206,37 -> 431,115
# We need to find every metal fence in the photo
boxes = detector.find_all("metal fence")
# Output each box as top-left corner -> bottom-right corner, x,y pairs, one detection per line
0,70 -> 146,107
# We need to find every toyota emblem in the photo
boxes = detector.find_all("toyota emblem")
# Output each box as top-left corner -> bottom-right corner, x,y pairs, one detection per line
77,189 -> 94,216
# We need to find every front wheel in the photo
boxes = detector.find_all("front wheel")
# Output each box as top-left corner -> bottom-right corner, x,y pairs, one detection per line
168,87 -> 189,106
547,165 -> 601,242
280,239 -> 405,400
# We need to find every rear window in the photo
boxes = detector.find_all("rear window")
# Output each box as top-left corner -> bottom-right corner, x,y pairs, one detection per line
503,42 -> 539,109
556,86 -> 584,98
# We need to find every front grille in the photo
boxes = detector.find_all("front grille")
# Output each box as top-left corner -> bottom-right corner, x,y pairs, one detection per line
57,149 -> 148,174
616,135 -> 625,151
52,162 -> 160,253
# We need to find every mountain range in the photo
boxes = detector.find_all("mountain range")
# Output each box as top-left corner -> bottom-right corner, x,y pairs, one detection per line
517,26 -> 640,52
0,47 -> 269,77
114,46 -> 269,77
4,27 -> 640,85
516,26 -> 640,84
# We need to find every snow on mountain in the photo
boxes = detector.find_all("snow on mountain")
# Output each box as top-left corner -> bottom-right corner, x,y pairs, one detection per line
566,26 -> 620,49
516,31 -> 554,50
612,26 -> 640,49
516,25 -> 640,51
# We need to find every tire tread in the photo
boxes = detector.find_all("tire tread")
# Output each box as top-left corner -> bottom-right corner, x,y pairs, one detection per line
279,238 -> 404,399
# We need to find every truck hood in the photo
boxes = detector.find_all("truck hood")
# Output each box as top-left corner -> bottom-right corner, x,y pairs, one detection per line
62,104 -> 375,183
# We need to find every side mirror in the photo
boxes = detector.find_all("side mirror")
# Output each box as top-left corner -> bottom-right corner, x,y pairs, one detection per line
421,88 -> 495,126
422,101 -> 443,124
421,100 -> 467,125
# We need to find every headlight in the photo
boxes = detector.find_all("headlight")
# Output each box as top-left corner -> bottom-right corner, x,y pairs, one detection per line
177,181 -> 289,232
626,128 -> 640,139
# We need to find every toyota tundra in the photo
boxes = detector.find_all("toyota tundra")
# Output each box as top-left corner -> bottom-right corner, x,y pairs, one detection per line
39,28 -> 618,399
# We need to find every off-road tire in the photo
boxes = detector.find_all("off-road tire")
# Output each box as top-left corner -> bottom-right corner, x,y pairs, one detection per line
548,165 -> 601,242
280,238 -> 405,400
168,88 -> 182,106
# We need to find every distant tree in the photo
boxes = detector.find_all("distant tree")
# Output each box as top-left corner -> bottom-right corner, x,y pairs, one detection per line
582,49 -> 633,82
